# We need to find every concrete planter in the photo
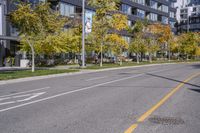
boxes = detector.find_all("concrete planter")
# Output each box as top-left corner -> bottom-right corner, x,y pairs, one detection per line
20,59 -> 29,68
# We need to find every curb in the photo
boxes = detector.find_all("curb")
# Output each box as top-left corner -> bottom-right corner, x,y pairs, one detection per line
0,62 -> 188,85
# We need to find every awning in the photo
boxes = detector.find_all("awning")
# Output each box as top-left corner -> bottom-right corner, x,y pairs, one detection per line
0,35 -> 19,41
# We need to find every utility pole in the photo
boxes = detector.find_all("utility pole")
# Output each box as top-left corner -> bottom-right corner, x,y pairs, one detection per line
82,0 -> 85,67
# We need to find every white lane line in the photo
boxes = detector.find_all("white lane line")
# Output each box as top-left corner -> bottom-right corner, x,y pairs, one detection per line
0,92 -> 46,106
85,76 -> 107,81
0,87 -> 50,98
0,68 -> 170,113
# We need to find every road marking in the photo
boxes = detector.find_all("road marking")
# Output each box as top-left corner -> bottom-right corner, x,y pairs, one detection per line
0,87 -> 50,98
0,92 -> 46,106
0,68 -> 171,113
85,76 -> 107,81
124,72 -> 200,133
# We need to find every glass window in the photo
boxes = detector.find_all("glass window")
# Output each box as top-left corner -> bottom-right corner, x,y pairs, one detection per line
162,5 -> 168,13
60,3 -> 75,17
128,20 -> 132,27
170,12 -> 175,18
170,2 -> 175,8
137,9 -> 145,18
132,0 -> 145,5
162,16 -> 168,24
150,0 -> 158,9
147,13 -> 158,21
169,21 -> 175,28
121,4 -> 131,15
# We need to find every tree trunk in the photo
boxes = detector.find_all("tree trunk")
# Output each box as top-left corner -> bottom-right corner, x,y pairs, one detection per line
136,53 -> 139,64
30,45 -> 35,72
149,53 -> 152,63
26,38 -> 35,72
100,43 -> 103,67
120,48 -> 122,66
168,43 -> 171,62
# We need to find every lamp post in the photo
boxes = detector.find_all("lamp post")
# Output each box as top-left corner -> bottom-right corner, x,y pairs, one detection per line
82,0 -> 85,67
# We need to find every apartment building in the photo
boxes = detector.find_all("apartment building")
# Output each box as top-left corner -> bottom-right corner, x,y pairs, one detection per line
0,0 -> 177,67
175,0 -> 200,33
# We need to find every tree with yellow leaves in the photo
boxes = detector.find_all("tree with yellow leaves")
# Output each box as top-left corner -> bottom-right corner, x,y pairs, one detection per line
10,2 -> 71,72
147,23 -> 173,61
106,34 -> 128,65
87,0 -> 128,66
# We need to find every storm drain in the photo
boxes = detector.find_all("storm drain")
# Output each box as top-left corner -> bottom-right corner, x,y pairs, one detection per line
148,116 -> 185,125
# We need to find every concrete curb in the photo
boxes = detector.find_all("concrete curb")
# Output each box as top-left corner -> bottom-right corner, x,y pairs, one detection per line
0,62 -> 185,86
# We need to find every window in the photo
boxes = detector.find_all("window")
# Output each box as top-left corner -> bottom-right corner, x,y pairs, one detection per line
169,21 -> 175,28
162,16 -> 168,24
60,3 -> 75,17
132,0 -> 145,5
170,2 -> 175,8
127,20 -> 132,27
170,12 -> 175,18
121,4 -> 131,15
137,9 -> 145,18
150,0 -> 158,9
162,5 -> 168,13
147,13 -> 158,21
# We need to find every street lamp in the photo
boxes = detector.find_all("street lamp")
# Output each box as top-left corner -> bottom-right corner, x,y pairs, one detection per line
82,0 -> 85,67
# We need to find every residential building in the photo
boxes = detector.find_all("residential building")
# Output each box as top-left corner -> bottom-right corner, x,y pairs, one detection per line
0,0 -> 177,67
175,0 -> 200,33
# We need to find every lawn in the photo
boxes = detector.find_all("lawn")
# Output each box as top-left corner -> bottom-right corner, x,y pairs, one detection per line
84,60 -> 200,70
0,69 -> 79,80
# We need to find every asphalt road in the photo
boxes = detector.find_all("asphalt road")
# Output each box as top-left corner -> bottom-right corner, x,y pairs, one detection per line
0,63 -> 200,133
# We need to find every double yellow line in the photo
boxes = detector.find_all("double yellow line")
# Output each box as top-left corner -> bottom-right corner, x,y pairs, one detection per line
124,72 -> 200,133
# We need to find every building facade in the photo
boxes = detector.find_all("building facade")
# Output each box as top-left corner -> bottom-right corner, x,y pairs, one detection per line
0,0 -> 177,67
175,0 -> 200,33
54,0 -> 177,34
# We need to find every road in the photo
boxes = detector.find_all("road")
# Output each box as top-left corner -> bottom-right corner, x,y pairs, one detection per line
0,63 -> 200,133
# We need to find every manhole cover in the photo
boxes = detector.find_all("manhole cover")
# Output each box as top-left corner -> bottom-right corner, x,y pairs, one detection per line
148,116 -> 185,125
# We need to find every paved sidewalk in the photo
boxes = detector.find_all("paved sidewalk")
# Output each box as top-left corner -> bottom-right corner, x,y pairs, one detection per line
0,63 -> 177,86
0,67 -> 29,71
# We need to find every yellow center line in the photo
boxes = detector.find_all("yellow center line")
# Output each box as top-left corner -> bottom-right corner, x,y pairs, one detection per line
124,72 -> 200,133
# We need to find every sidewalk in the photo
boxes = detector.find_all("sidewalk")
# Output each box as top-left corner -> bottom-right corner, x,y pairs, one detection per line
0,64 -> 80,71
0,67 -> 29,71
0,63 -> 177,86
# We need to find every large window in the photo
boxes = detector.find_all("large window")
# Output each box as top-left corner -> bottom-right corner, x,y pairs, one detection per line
137,9 -> 145,18
148,13 -> 158,21
121,4 -> 131,15
162,16 -> 168,24
60,3 -> 75,17
132,0 -> 145,5
162,5 -> 168,13
170,2 -> 175,8
150,0 -> 158,10
170,12 -> 175,18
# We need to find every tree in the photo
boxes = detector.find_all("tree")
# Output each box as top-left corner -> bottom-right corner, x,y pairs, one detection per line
145,37 -> 159,63
129,34 -> 147,63
10,2 -> 69,72
147,23 -> 173,61
106,34 -> 128,65
178,32 -> 200,60
129,20 -> 147,63
88,0 -> 128,66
